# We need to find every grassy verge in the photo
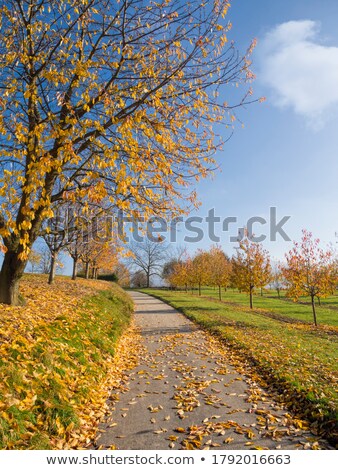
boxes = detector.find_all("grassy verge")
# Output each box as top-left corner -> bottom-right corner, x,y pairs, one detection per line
141,289 -> 338,446
189,287 -> 338,327
0,277 -> 136,449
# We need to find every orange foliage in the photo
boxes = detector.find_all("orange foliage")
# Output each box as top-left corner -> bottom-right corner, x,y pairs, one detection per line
232,236 -> 271,308
282,230 -> 337,326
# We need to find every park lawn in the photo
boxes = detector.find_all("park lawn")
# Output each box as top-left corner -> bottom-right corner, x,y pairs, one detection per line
195,287 -> 338,327
142,289 -> 338,444
0,275 -> 138,450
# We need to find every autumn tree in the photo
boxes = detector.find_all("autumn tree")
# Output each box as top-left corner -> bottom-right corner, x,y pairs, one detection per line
0,0 -> 257,304
208,245 -> 231,300
192,249 -> 212,296
162,246 -> 187,288
271,263 -> 284,298
114,263 -> 130,288
78,240 -> 93,280
166,255 -> 193,292
42,203 -> 73,284
282,230 -> 337,326
232,236 -> 271,309
89,242 -> 118,279
66,212 -> 92,280
67,206 -> 120,279
162,259 -> 182,288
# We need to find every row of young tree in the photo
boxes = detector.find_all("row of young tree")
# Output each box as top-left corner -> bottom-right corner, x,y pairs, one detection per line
24,198 -> 135,285
162,230 -> 337,326
22,199 -> 120,283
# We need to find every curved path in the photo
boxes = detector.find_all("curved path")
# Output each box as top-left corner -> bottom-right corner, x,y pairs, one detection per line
96,292 -> 326,450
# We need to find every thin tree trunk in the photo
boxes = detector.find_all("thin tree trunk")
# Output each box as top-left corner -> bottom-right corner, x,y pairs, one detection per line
249,286 -> 253,309
72,257 -> 78,280
317,296 -> 321,306
260,287 -> 263,296
48,253 -> 57,285
0,250 -> 27,305
311,294 -> 318,326
198,283 -> 201,296
218,284 -> 221,301
277,288 -> 280,298
146,271 -> 150,288
85,262 -> 90,279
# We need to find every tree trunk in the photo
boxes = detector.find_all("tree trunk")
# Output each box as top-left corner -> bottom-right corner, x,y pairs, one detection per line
146,271 -> 150,288
311,294 -> 318,326
218,284 -> 222,301
249,286 -> 253,309
317,296 -> 321,306
85,262 -> 90,279
277,288 -> 280,298
198,283 -> 201,296
48,253 -> 57,285
72,257 -> 78,280
0,250 -> 27,305
260,287 -> 263,296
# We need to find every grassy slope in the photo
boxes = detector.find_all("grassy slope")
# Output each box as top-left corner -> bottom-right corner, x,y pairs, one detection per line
142,289 -> 338,444
0,277 -> 134,449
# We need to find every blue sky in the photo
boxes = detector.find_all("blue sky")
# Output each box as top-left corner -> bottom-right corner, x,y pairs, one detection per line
26,0 -> 338,274
177,0 -> 338,260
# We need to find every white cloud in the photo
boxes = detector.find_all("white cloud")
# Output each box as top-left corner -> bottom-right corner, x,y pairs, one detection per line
258,20 -> 338,127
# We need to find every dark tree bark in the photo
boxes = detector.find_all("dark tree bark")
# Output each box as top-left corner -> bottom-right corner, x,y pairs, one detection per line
0,250 -> 27,305
218,285 -> 222,301
85,262 -> 90,279
48,253 -> 57,285
249,285 -> 253,309
72,257 -> 78,280
311,294 -> 318,327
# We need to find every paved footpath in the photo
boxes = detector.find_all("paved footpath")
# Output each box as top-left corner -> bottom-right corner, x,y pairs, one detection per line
96,292 -> 327,450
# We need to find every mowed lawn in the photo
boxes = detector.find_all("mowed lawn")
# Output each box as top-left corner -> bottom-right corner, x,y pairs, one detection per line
191,287 -> 338,327
141,288 -> 338,444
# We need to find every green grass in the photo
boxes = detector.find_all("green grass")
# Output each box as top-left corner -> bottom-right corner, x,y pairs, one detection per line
141,288 -> 338,445
185,287 -> 338,327
0,284 -> 133,449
